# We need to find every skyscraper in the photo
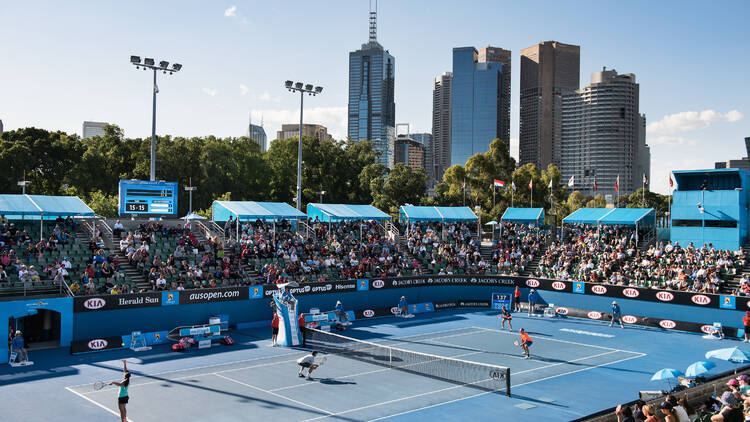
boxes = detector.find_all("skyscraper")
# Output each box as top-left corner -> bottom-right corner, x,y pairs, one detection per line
450,46 -> 510,167
347,2 -> 396,168
561,67 -> 650,197
519,41 -> 580,170
247,115 -> 267,152
431,72 -> 452,184
82,121 -> 108,139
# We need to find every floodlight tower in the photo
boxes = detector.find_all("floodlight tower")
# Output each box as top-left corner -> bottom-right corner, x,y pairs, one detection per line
284,80 -> 323,210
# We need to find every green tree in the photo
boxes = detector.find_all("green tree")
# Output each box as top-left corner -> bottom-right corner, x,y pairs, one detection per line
627,188 -> 670,217
586,194 -> 607,208
371,164 -> 427,214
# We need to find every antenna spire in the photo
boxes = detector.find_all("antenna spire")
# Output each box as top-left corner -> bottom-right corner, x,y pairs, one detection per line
369,0 -> 377,42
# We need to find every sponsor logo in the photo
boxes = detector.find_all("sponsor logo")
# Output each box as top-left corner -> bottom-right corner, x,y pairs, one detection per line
591,285 -> 607,295
83,298 -> 106,310
655,291 -> 674,302
622,288 -> 640,298
88,339 -> 109,350
700,325 -> 715,334
334,283 -> 355,290
552,281 -> 566,291
390,307 -> 399,315
622,315 -> 638,324
659,319 -> 677,329
525,279 -> 540,288
555,307 -> 569,315
587,311 -> 602,320
372,280 -> 385,289
691,294 -> 711,305
311,284 -> 333,293
363,309 -> 375,318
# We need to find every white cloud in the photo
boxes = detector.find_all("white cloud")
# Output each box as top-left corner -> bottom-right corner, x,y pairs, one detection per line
648,135 -> 698,147
647,109 -> 744,135
250,106 -> 347,140
256,90 -> 277,102
201,88 -> 218,97
650,158 -> 710,195
224,5 -> 237,17
239,84 -> 248,96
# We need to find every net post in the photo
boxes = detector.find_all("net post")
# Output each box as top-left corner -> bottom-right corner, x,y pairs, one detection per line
505,368 -> 511,397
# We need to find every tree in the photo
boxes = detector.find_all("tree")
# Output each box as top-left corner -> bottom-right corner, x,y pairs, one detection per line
371,164 -> 427,214
627,188 -> 670,217
586,194 -> 607,208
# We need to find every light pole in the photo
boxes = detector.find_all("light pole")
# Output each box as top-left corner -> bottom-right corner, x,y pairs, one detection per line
284,80 -> 323,210
317,190 -> 326,203
17,180 -> 30,194
184,178 -> 197,214
130,56 -> 182,181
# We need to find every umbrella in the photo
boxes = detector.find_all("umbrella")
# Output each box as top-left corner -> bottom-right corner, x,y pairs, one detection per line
685,360 -> 716,377
181,212 -> 206,220
485,221 -> 498,226
651,368 -> 684,391
706,347 -> 750,373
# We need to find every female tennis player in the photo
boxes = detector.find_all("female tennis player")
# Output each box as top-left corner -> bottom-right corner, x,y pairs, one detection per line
497,305 -> 513,331
109,359 -> 131,422
516,328 -> 533,359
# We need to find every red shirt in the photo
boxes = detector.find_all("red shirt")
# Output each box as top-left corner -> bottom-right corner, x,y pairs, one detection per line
743,316 -> 750,327
520,332 -> 532,343
514,288 -> 521,298
271,314 -> 279,328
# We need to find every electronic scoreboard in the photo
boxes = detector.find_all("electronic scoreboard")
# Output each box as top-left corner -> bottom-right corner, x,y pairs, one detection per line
118,180 -> 178,216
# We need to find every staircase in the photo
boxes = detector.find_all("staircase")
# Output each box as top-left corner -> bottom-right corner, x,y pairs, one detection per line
520,237 -> 552,277
94,220 -> 148,291
723,242 -> 750,294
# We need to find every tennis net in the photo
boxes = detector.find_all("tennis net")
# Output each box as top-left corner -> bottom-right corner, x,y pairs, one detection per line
306,328 -> 510,396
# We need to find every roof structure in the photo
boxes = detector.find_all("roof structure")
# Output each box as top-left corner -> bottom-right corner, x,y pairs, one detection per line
307,203 -> 391,222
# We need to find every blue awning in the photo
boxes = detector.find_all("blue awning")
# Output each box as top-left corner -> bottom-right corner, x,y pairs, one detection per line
399,206 -> 477,222
563,207 -> 655,225
500,207 -> 545,224
562,208 -> 614,225
212,201 -> 306,222
307,203 -> 391,222
0,194 -> 94,218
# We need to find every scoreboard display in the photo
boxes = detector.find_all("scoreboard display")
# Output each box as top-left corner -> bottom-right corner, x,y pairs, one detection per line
118,180 -> 178,216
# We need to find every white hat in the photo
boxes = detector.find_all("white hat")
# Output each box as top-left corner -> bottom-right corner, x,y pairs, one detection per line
336,301 -> 341,305
612,301 -> 617,304
15,330 -> 21,335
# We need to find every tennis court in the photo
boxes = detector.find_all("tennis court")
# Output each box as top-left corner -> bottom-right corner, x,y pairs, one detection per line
2,309 -> 743,421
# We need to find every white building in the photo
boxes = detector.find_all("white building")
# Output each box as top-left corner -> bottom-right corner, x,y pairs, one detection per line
82,121 -> 108,139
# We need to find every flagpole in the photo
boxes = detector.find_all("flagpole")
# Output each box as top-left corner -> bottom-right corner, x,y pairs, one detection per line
512,181 -> 515,207
642,175 -> 645,207
530,181 -> 533,208
616,174 -> 620,207
493,185 -> 496,209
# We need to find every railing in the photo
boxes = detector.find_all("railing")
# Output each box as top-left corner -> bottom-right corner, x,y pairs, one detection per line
297,220 -> 313,239
194,220 -> 225,243
382,221 -> 400,243
98,218 -> 114,238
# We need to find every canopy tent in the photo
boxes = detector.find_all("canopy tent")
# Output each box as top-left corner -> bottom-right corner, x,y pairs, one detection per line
500,207 -> 545,225
212,201 -> 306,222
0,194 -> 95,241
307,203 -> 391,222
562,207 -> 655,226
399,206 -> 477,223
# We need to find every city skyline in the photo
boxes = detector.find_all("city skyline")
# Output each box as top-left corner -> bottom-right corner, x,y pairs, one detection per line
0,0 -> 748,194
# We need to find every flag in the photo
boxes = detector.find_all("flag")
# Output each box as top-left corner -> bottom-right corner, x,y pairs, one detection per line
643,174 -> 648,186
567,175 -> 575,187
494,179 -> 504,188
593,178 -> 598,192
511,181 -> 516,191
669,174 -> 674,188
528,179 -> 533,190
614,175 -> 619,193
548,179 -> 553,189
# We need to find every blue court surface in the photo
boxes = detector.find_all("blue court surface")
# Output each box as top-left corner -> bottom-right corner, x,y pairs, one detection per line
1,309 -> 744,421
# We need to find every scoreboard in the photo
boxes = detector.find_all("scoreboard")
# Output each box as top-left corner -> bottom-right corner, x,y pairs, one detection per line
118,180 -> 178,216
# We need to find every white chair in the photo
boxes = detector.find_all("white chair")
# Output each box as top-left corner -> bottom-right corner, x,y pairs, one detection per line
705,322 -> 724,340
544,303 -> 556,318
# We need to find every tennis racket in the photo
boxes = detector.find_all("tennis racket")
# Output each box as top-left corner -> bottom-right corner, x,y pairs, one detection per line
93,381 -> 107,391
317,356 -> 327,366
513,340 -> 520,347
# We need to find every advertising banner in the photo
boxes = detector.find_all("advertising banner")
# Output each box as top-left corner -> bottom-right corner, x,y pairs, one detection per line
179,287 -> 248,304
70,336 -> 126,354
73,293 -> 162,312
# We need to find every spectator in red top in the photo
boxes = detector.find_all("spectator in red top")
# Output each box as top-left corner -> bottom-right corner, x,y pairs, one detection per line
744,312 -> 750,343
298,313 -> 306,346
513,286 -> 521,312
271,311 -> 279,347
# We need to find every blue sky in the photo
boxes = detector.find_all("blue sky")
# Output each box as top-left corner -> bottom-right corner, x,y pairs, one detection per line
1,0 -> 748,194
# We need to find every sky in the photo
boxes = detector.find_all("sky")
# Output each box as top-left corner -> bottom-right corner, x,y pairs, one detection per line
1,0 -> 748,194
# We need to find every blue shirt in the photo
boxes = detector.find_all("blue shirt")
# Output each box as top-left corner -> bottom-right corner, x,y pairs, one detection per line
281,290 -> 292,302
399,299 -> 407,308
528,292 -> 537,303
11,336 -> 23,350
612,304 -> 621,315
335,304 -> 343,313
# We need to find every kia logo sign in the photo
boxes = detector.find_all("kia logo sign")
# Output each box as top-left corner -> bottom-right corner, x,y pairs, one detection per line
655,291 -> 674,302
363,310 -> 375,318
390,307 -> 399,315
659,320 -> 677,329
622,288 -> 639,298
691,294 -> 711,305
525,279 -> 540,288
552,281 -> 566,291
700,325 -> 714,334
555,307 -> 569,315
372,280 -> 385,289
88,339 -> 108,350
587,311 -> 602,320
622,315 -> 638,324
591,285 -> 607,295
83,298 -> 106,310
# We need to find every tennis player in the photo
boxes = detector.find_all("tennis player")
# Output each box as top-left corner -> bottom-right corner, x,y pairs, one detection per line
297,351 -> 321,380
109,359 -> 131,422
498,305 -> 513,331
518,328 -> 533,359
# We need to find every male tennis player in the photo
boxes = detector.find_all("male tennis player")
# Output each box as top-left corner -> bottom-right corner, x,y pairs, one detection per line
610,301 -> 624,328
498,305 -> 513,331
518,328 -> 533,359
109,359 -> 131,422
297,351 -> 322,380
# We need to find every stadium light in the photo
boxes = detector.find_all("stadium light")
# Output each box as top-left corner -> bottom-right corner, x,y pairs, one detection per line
17,180 -> 30,195
184,178 -> 198,214
317,190 -> 326,203
284,80 -> 324,210
130,54 -> 183,181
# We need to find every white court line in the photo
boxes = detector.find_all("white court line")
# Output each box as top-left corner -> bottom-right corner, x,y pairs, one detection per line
214,373 -> 335,417
474,326 -> 641,354
65,386 -> 133,421
365,352 -> 647,422
65,350 -> 303,390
